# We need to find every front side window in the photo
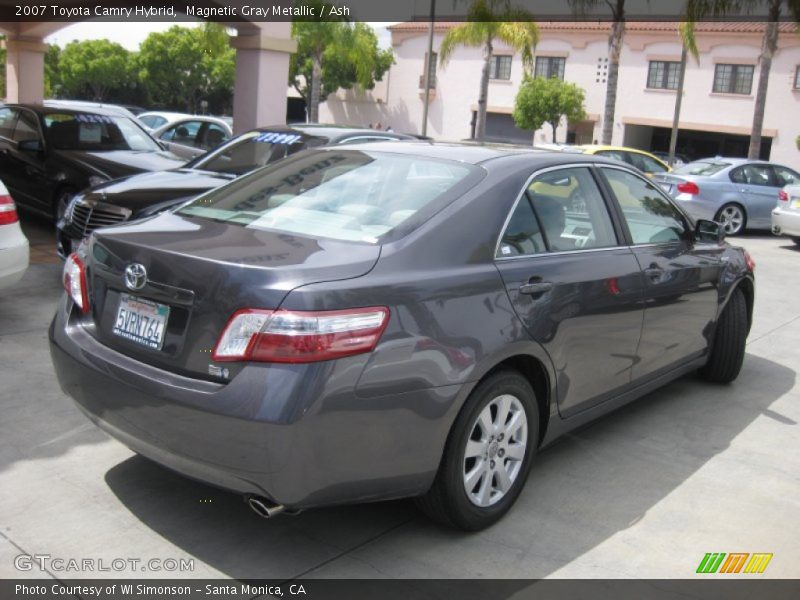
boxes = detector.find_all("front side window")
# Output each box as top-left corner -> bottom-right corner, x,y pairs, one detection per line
161,120 -> 203,145
647,60 -> 681,90
602,167 -> 688,245
534,56 -> 566,80
43,113 -> 159,152
179,150 -> 476,243
713,64 -> 754,95
497,167 -> 617,256
200,123 -> 229,150
13,110 -> 42,143
490,55 -> 513,80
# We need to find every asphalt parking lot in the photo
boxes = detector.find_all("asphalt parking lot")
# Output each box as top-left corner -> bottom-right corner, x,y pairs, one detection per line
1,216 -> 798,580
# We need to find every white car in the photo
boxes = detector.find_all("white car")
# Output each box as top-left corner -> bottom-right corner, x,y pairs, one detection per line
772,184 -> 800,246
138,112 -> 233,159
0,180 -> 29,289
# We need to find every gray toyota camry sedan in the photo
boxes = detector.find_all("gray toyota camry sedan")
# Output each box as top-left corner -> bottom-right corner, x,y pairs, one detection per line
50,142 -> 755,530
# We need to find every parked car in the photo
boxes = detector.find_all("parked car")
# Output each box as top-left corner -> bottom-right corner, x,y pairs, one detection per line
141,113 -> 234,160
653,158 -> 800,235
564,145 -> 671,177
51,144 -> 754,531
0,180 -> 29,289
772,184 -> 800,245
0,105 -> 184,220
56,124 -> 414,257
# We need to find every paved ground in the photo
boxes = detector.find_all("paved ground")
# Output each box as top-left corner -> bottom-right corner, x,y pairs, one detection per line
1,216 -> 798,580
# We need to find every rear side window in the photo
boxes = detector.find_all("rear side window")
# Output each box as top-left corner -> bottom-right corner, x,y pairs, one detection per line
498,167 -> 617,256
179,150 -> 476,243
602,167 -> 688,245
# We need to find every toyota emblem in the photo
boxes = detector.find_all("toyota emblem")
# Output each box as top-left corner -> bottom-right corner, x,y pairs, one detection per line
124,263 -> 147,291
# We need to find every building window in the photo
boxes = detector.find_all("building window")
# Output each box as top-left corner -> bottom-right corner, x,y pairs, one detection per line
713,64 -> 754,95
535,56 -> 566,80
794,66 -> 800,89
489,55 -> 512,80
420,52 -> 437,89
647,61 -> 681,90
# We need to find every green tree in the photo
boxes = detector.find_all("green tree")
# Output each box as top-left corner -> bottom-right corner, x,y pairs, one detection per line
513,75 -> 586,143
138,24 -> 234,113
44,44 -> 61,98
568,0 -> 626,145
291,16 -> 393,122
58,39 -> 132,100
439,0 -> 538,140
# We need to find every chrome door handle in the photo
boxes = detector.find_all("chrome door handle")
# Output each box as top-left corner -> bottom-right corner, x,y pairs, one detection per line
519,281 -> 553,295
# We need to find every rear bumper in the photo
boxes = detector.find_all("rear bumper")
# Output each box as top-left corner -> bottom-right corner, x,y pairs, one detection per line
772,207 -> 800,238
49,298 -> 460,508
0,230 -> 29,289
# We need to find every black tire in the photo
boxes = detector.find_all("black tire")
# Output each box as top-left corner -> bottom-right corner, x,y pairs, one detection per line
701,287 -> 747,384
415,370 -> 539,531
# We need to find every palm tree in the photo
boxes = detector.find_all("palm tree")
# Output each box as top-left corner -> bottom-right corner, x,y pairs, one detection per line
569,0 -> 627,145
685,0 -> 799,159
667,22 -> 700,167
439,0 -> 538,140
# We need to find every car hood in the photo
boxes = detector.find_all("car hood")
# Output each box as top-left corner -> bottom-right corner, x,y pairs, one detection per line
56,149 -> 186,180
81,168 -> 234,215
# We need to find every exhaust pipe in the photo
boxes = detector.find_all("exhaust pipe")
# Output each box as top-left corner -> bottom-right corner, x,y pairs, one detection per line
246,495 -> 286,519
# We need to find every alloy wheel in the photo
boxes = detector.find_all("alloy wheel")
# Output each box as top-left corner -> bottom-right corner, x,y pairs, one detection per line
462,394 -> 528,507
717,205 -> 745,235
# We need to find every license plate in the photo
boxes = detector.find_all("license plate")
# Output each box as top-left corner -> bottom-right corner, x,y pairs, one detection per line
113,294 -> 170,350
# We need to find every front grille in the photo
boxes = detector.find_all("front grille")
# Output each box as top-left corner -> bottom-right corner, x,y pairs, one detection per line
68,200 -> 131,238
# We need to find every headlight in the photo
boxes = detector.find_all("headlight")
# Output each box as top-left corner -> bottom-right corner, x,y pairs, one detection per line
88,175 -> 109,188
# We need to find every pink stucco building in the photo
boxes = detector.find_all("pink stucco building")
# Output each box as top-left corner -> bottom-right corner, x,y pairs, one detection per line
319,22 -> 800,165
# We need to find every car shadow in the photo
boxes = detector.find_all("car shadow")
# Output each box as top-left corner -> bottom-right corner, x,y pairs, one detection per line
102,352 -> 795,579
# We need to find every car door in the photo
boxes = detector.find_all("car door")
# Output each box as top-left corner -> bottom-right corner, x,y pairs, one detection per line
158,120 -> 205,159
494,165 -> 645,417
598,165 -> 724,381
728,163 -> 779,228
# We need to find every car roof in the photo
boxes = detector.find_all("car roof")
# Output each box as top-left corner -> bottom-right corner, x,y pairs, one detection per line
10,103 -> 132,118
310,140 -> 593,165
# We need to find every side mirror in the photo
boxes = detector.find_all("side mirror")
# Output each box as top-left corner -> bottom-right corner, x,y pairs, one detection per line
18,139 -> 43,152
695,219 -> 725,244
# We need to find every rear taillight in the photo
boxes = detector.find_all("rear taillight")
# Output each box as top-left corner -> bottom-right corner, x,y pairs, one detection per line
744,250 -> 755,272
778,189 -> 789,202
0,194 -> 19,225
676,181 -> 700,195
63,253 -> 90,314
212,307 -> 390,363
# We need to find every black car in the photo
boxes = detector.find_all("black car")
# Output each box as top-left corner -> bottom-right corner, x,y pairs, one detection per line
0,104 -> 184,220
51,143 -> 754,530
56,124 -> 412,257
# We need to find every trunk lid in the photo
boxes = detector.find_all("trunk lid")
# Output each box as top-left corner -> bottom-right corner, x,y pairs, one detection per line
83,212 -> 380,379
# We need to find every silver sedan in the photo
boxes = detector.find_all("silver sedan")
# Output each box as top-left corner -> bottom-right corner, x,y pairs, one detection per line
652,158 -> 800,235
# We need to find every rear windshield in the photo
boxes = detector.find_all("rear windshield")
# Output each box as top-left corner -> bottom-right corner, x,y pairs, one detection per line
673,160 -> 730,176
188,130 -> 323,175
178,150 -> 476,243
43,113 -> 159,152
